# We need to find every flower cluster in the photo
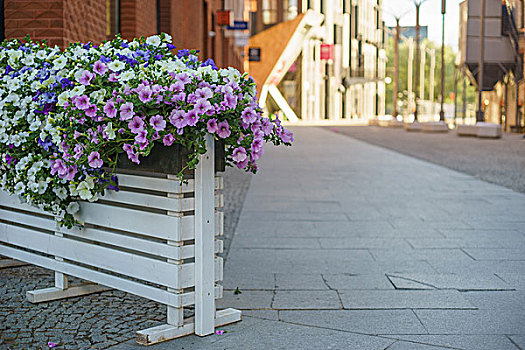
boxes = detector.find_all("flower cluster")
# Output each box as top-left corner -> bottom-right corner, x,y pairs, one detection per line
0,34 -> 293,228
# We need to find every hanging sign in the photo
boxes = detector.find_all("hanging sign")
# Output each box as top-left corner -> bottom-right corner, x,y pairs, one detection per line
217,10 -> 232,26
248,47 -> 261,62
227,21 -> 249,30
320,44 -> 334,60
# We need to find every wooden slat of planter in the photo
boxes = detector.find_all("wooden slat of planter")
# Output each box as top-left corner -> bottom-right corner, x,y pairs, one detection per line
80,202 -> 222,241
0,191 -> 50,217
117,174 -> 223,193
0,244 -> 222,308
60,225 -> 223,260
0,222 -> 222,289
0,223 -> 179,288
0,207 -> 56,232
78,202 -> 181,240
99,190 -> 223,212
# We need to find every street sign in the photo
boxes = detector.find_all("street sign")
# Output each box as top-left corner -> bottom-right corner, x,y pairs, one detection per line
217,10 -> 232,26
320,44 -> 334,60
248,47 -> 261,62
227,21 -> 248,31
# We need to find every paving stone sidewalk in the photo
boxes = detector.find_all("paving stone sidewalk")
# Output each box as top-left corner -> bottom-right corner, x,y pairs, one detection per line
114,126 -> 525,350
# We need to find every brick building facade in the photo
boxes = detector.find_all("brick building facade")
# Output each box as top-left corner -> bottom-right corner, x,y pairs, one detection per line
1,0 -> 244,71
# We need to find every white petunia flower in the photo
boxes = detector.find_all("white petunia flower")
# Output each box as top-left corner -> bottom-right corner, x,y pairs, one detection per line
66,202 -> 80,214
14,182 -> 26,195
108,60 -> 125,72
146,35 -> 161,47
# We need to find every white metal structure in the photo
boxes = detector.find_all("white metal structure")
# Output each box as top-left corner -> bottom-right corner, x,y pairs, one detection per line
0,135 -> 240,345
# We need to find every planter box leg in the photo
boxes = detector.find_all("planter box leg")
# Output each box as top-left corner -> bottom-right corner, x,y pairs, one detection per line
194,134 -> 216,336
26,230 -> 112,303
26,283 -> 112,303
136,308 -> 242,346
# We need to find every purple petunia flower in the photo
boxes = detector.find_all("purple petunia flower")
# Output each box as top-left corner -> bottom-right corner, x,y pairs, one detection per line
50,159 -> 67,177
195,87 -> 213,100
74,95 -> 91,110
93,60 -> 108,75
217,120 -> 231,139
163,133 -> 175,146
103,100 -> 117,118
119,102 -> 135,120
138,86 -> 152,103
194,99 -> 211,116
261,117 -> 273,135
87,151 -> 103,168
207,118 -> 218,133
169,109 -> 187,128
241,108 -> 257,124
184,109 -> 199,126
232,146 -> 247,163
128,116 -> 145,134
280,129 -> 294,143
134,129 -> 148,144
85,104 -> 97,118
73,144 -> 84,160
64,165 -> 77,181
224,93 -> 238,109
175,72 -> 191,85
150,115 -> 166,131
79,70 -> 94,85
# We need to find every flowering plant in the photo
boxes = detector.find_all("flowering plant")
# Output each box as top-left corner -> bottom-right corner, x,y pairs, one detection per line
0,34 -> 293,228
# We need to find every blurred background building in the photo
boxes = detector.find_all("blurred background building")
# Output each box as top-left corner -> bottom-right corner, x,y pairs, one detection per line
458,0 -> 524,132
0,0 -> 387,122
248,0 -> 387,122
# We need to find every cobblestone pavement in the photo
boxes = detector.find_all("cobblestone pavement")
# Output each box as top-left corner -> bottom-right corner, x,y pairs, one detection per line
0,167 -> 251,349
324,126 -> 525,193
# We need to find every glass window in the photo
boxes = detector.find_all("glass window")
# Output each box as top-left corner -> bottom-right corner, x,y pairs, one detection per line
263,0 -> 278,24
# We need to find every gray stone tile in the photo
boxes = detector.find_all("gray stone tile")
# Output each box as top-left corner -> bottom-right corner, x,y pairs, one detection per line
221,271 -> 275,290
231,237 -> 321,249
496,272 -> 525,290
216,290 -> 274,310
463,248 -> 525,261
272,290 -> 341,309
275,273 -> 328,290
339,290 -> 475,310
323,273 -> 395,290
386,273 -> 512,291
241,310 -> 279,321
508,335 -> 525,350
111,315 -> 393,350
407,238 -> 505,249
279,310 -> 428,334
414,309 -> 525,334
461,291 -> 525,311
385,335 -> 519,350
319,238 -> 412,249
385,340 -> 450,350
370,249 -> 475,263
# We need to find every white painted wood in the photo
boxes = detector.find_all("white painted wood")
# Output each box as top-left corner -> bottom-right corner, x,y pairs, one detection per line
54,230 -> 69,290
26,284 -> 112,303
0,223 -> 180,288
0,244 -> 223,307
99,189 -> 222,212
194,134 -> 216,336
136,308 -> 242,345
117,173 -> 223,193
0,191 -> 50,216
0,207 -> 56,231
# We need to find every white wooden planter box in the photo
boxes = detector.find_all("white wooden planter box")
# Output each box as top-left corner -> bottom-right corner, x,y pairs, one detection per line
0,135 -> 240,345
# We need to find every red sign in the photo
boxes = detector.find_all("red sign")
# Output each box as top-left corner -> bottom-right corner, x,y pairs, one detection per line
217,10 -> 231,26
320,44 -> 334,60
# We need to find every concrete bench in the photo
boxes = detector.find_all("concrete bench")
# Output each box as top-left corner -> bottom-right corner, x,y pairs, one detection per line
421,121 -> 449,133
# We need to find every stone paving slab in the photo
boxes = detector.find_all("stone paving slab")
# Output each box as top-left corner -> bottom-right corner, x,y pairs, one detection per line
385,335 -> 520,350
272,290 -> 341,309
278,309 -> 428,334
386,273 -> 512,291
112,315 -> 395,350
339,290 -> 475,310
322,273 -> 395,290
275,273 -> 328,290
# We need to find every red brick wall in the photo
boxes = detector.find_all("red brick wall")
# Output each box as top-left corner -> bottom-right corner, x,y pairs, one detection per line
63,0 -> 106,46
4,0 -> 64,47
120,0 -> 157,40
